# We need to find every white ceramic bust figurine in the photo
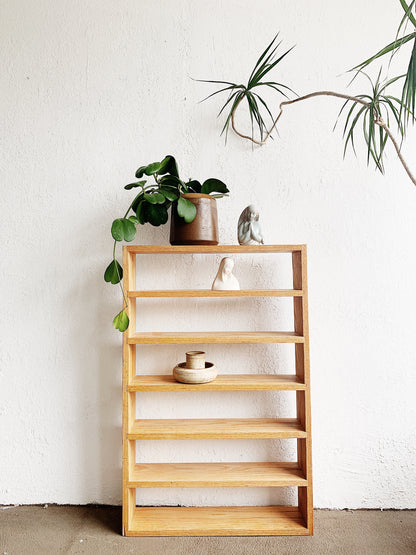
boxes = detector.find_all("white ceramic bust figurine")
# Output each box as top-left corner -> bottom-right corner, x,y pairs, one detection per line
211,257 -> 240,291
237,204 -> 264,245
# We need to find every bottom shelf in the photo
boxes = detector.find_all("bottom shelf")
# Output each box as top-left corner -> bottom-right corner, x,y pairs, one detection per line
126,505 -> 310,536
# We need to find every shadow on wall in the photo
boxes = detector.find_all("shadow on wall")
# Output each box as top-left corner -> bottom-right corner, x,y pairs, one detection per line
62,215 -> 123,505
72,218 -> 170,504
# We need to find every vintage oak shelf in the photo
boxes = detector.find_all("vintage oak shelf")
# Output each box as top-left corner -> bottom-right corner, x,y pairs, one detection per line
128,374 -> 306,391
122,245 -> 313,536
128,331 -> 304,344
126,244 -> 305,254
128,289 -> 303,297
128,462 -> 307,488
128,418 -> 307,440
129,506 -> 309,536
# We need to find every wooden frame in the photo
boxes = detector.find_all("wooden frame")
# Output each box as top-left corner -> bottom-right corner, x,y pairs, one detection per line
122,244 -> 313,536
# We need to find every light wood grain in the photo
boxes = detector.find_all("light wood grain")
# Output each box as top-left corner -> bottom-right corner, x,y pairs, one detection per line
293,246 -> 313,533
128,418 -> 306,440
122,248 -> 136,535
127,506 -> 308,536
128,462 -> 307,488
122,244 -> 313,536
128,331 -> 304,344
126,244 -> 305,254
128,289 -> 303,298
128,374 -> 306,391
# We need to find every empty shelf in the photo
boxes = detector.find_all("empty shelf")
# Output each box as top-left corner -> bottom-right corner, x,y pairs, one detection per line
128,461 -> 307,488
127,505 -> 308,536
128,418 -> 307,440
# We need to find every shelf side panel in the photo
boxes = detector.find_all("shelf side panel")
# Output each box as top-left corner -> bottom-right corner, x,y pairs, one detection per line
292,247 -> 313,533
122,248 -> 137,534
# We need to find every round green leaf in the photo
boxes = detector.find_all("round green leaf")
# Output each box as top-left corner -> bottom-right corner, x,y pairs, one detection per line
144,191 -> 166,204
131,192 -> 144,213
113,309 -> 129,332
104,259 -> 123,284
111,218 -> 136,242
135,165 -> 147,178
144,162 -> 162,175
201,178 -> 229,195
187,180 -> 202,193
158,155 -> 179,177
177,196 -> 197,223
122,218 -> 136,241
135,200 -> 147,224
128,215 -> 140,224
160,187 -> 179,201
159,175 -> 182,188
124,180 -> 146,190
111,219 -> 124,241
144,203 -> 169,226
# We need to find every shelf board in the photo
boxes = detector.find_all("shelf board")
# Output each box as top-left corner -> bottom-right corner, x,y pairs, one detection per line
128,289 -> 303,298
128,461 -> 307,488
128,374 -> 306,391
127,505 -> 309,536
128,418 -> 306,440
125,244 -> 305,254
128,331 -> 304,344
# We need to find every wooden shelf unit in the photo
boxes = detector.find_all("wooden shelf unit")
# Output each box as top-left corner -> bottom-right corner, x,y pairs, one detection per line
122,244 -> 313,536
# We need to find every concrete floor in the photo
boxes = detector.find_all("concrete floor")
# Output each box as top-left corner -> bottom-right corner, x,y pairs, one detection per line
0,506 -> 415,554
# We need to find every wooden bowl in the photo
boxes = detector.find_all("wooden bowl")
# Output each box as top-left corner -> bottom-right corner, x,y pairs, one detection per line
173,362 -> 218,384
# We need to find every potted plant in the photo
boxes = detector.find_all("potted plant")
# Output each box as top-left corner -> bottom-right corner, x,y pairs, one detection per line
104,154 -> 229,332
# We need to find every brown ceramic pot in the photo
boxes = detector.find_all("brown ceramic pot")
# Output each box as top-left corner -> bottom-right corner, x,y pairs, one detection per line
169,193 -> 219,245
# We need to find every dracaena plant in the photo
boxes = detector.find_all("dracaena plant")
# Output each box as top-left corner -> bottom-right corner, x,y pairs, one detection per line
199,1 -> 416,187
104,154 -> 229,332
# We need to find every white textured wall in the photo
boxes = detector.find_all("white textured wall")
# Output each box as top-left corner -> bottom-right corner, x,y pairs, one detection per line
1,0 -> 416,509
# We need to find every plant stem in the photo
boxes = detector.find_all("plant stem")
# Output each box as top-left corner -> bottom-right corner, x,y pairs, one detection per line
231,91 -> 368,144
375,115 -> 416,186
114,192 -> 144,312
113,240 -> 128,310
231,90 -> 416,187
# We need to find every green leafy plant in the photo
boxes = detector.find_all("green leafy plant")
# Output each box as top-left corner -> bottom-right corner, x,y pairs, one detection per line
104,154 -> 229,332
351,0 -> 416,128
199,1 -> 416,186
198,34 -> 295,142
336,72 -> 409,173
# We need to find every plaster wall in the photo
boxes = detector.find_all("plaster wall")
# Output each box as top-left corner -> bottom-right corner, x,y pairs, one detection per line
1,0 -> 415,509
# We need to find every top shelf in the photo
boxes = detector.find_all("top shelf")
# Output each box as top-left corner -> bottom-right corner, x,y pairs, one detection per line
125,245 -> 305,254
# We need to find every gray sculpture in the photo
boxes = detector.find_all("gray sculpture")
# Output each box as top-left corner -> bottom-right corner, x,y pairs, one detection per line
237,205 -> 264,245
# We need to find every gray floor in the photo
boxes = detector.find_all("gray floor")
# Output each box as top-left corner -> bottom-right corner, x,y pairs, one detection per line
0,506 -> 415,554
